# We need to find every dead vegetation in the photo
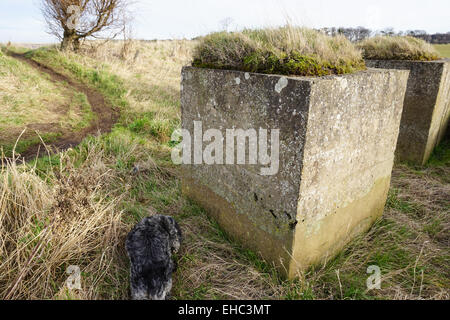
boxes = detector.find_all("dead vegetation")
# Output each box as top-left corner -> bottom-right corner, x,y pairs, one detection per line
0,141 -> 129,299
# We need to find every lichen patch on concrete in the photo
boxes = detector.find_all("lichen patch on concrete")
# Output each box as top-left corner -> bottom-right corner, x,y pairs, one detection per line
275,77 -> 288,93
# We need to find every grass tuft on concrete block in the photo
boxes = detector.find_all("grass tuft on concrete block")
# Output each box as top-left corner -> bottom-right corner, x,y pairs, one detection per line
358,36 -> 442,61
192,26 -> 366,76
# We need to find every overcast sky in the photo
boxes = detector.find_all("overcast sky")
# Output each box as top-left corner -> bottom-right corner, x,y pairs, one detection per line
1,0 -> 449,43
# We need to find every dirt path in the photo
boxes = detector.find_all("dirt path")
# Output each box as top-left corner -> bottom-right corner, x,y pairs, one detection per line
7,51 -> 118,161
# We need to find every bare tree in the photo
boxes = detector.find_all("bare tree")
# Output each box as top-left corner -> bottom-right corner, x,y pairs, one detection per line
41,0 -> 130,50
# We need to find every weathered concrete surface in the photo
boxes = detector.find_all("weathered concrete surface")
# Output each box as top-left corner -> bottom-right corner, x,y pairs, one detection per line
181,66 -> 409,278
366,59 -> 450,165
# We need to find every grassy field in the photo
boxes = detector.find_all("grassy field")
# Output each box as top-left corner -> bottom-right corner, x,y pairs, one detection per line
434,44 -> 450,58
0,40 -> 448,300
0,47 -> 94,157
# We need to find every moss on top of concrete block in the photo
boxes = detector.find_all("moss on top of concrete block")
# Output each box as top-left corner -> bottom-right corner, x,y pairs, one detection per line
358,36 -> 442,61
192,26 -> 366,77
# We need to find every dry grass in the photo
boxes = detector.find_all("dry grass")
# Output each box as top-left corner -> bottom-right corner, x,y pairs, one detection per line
85,39 -> 194,140
192,26 -> 366,76
0,141 -> 129,299
172,212 -> 285,299
358,36 -> 442,61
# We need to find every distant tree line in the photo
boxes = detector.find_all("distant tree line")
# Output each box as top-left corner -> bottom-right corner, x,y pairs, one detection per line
319,27 -> 372,42
409,32 -> 450,44
318,27 -> 450,44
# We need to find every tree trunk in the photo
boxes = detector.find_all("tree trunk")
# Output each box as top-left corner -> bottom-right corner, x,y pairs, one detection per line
61,29 -> 81,51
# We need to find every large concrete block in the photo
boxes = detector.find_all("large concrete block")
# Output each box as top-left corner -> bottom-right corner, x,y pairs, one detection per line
366,59 -> 450,165
180,66 -> 409,278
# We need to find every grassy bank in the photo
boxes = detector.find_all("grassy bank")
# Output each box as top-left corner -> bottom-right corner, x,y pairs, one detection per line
0,40 -> 448,300
192,27 -> 366,76
358,36 -> 441,61
0,47 -> 95,157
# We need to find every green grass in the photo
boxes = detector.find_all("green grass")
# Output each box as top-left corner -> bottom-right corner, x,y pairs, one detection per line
1,132 -> 61,157
0,47 -> 99,157
26,48 -> 128,110
193,26 -> 366,76
128,111 -> 178,141
428,138 -> 450,167
423,218 -> 444,237
386,188 -> 422,215
434,44 -> 450,58
69,92 -> 96,131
